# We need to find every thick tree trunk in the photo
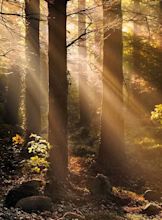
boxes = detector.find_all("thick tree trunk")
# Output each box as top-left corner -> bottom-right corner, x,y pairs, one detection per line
78,0 -> 89,127
25,0 -> 41,135
98,0 -> 125,172
48,0 -> 68,181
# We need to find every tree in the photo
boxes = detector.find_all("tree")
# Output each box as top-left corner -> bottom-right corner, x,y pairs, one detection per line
5,68 -> 21,126
48,0 -> 68,181
132,0 -> 140,87
25,0 -> 41,135
98,0 -> 125,172
159,0 -> 162,94
78,0 -> 90,127
128,0 -> 142,117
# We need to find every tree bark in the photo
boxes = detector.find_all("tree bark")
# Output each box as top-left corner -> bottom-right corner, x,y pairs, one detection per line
127,0 -> 141,118
25,0 -> 41,135
48,0 -> 68,181
5,71 -> 21,125
98,0 -> 125,172
78,0 -> 90,127
159,0 -> 162,93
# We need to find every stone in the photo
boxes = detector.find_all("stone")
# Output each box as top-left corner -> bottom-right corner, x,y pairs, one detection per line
4,180 -> 42,208
15,196 -> 53,213
144,190 -> 162,202
141,203 -> 161,216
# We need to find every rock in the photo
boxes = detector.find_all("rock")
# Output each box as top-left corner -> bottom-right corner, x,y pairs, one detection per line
92,173 -> 112,196
141,203 -> 161,216
4,180 -> 43,208
144,190 -> 161,202
15,196 -> 53,213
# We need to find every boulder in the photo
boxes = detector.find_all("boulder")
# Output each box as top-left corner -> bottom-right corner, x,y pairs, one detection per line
144,190 -> 161,202
141,203 -> 161,216
4,180 -> 42,208
15,196 -> 53,213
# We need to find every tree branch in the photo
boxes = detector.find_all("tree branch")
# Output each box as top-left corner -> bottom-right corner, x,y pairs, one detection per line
0,49 -> 13,57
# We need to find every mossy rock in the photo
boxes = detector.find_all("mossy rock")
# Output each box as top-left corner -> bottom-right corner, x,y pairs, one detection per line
15,196 -> 53,213
91,173 -> 112,197
4,180 -> 42,208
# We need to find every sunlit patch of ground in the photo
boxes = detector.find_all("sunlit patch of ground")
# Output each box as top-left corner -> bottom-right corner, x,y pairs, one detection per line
126,213 -> 162,220
69,156 -> 84,176
113,187 -> 144,202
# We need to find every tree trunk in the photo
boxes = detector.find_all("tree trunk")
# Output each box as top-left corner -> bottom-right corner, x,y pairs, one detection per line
25,0 -> 41,135
132,0 -> 140,94
5,71 -> 21,125
98,0 -> 125,173
78,0 -> 89,127
127,0 -> 141,119
48,0 -> 68,181
92,0 -> 103,126
159,0 -> 162,94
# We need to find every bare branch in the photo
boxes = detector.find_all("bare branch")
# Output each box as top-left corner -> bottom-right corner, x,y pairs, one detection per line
0,49 -> 13,57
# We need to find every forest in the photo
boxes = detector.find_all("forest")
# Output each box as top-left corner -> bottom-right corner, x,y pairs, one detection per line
1,0 -> 162,219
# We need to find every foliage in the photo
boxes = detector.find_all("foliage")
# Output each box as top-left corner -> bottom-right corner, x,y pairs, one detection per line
124,34 -> 162,92
12,134 -> 24,145
24,134 -> 51,176
151,104 -> 162,124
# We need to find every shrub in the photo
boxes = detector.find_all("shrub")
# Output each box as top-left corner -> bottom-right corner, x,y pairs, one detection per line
151,104 -> 162,125
23,134 -> 51,177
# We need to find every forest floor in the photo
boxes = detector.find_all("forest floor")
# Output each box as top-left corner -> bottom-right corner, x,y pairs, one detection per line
1,154 -> 162,220
0,120 -> 162,219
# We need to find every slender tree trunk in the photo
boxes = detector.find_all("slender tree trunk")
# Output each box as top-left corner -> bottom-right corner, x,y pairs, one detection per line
160,1 -> 162,49
5,71 -> 21,125
48,0 -> 68,181
159,0 -> 162,95
98,0 -> 125,172
92,0 -> 103,124
132,0 -> 140,90
78,0 -> 89,127
40,1 -> 49,139
0,75 -> 7,123
25,0 -> 41,135
127,0 -> 140,117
